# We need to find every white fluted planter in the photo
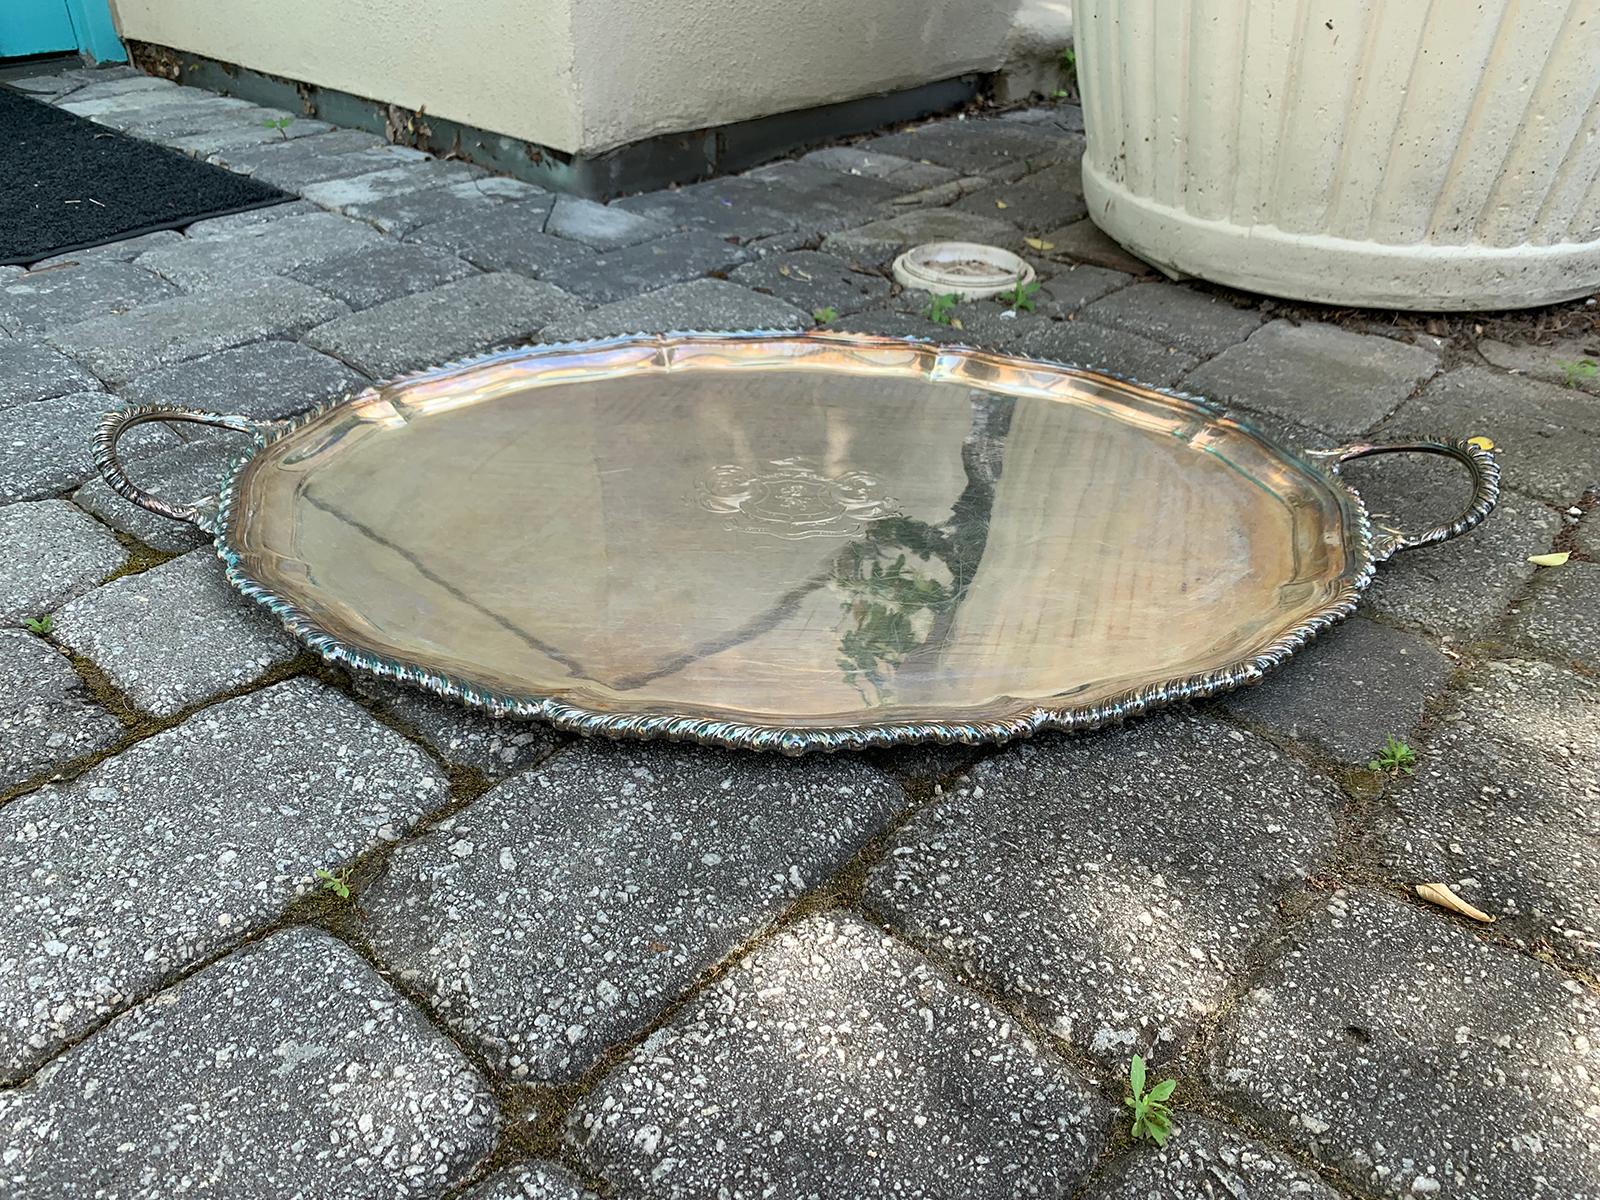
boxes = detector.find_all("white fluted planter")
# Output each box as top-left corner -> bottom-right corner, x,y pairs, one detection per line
1075,0 -> 1600,310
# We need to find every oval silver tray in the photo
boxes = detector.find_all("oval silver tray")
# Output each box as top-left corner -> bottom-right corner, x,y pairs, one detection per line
95,331 -> 1499,754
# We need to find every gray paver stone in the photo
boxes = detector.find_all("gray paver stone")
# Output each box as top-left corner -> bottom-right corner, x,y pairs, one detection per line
1003,103 -> 1087,133
33,229 -> 186,268
33,72 -> 158,105
249,141 -> 435,192
1079,1116 -> 1340,1200
907,301 -> 1055,351
0,499 -> 125,622
119,338 -> 369,421
0,392 -> 174,504
1477,333 -> 1600,395
800,145 -> 961,190
544,195 -> 673,250
1377,365 -> 1600,505
303,272 -> 582,378
109,99 -> 294,143
363,743 -> 904,1081
952,162 -> 1088,232
883,174 -> 994,210
1033,263 -> 1136,314
613,172 -> 887,241
1184,320 -> 1439,436
1080,282 -> 1263,357
88,94 -> 254,136
133,211 -> 386,290
601,180 -> 777,240
1575,509 -> 1598,557
54,76 -> 177,113
1374,659 -> 1600,966
209,129 -> 410,190
182,199 -> 321,240
353,677 -> 562,778
297,158 -> 486,211
347,175 -> 543,235
536,231 -> 755,304
0,629 -> 121,792
570,913 -> 1110,1199
461,1163 -> 593,1200
168,117 -> 336,156
1347,457 -> 1563,640
52,550 -> 300,716
1211,616 -> 1455,763
861,119 -> 1084,174
0,678 -> 446,1081
830,308 -> 986,345
1038,217 -> 1160,275
46,276 -> 349,384
1014,316 -> 1200,386
404,196 -> 568,269
1209,888 -> 1600,1199
538,279 -> 808,343
1504,560 -> 1600,669
0,340 -> 101,410
0,261 -> 176,336
736,160 -> 912,229
70,439 -> 234,553
821,209 -> 1025,265
866,712 -> 1338,1066
287,241 -> 477,311
0,927 -> 496,1197
729,250 -> 892,316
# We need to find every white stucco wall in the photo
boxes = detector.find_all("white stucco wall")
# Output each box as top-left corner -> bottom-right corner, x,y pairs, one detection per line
564,0 -> 1022,153
110,0 -> 1030,155
111,0 -> 585,150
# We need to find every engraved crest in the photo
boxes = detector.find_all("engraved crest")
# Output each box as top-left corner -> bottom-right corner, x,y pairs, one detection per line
695,457 -> 901,540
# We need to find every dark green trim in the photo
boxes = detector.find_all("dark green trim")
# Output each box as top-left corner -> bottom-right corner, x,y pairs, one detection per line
129,41 -> 983,199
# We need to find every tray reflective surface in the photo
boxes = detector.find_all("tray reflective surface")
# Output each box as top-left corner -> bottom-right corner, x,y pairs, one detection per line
220,334 -> 1366,746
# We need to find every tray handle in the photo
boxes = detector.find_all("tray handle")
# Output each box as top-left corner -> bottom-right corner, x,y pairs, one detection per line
95,405 -> 279,534
1319,438 -> 1501,562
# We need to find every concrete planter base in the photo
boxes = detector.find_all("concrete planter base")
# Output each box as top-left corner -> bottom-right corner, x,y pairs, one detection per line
1083,159 -> 1600,311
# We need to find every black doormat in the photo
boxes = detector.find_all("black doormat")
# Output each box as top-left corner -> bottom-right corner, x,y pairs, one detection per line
0,86 -> 290,266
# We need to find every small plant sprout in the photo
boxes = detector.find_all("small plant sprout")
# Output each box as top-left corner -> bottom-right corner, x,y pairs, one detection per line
22,615 -> 53,634
1053,47 -> 1077,100
925,292 -> 961,326
812,306 -> 838,324
1555,358 -> 1598,387
315,867 -> 351,898
262,116 -> 295,139
1125,1055 -> 1176,1146
1368,733 -> 1417,776
1005,279 -> 1041,312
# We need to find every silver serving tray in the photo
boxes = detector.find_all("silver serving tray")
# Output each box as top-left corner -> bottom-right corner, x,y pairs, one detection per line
94,331 -> 1499,753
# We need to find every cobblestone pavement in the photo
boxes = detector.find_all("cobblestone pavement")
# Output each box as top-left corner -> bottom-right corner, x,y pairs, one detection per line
2,65 -> 1597,1200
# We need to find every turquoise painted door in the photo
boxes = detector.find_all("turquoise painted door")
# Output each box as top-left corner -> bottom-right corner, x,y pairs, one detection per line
0,0 -> 77,56
0,0 -> 126,62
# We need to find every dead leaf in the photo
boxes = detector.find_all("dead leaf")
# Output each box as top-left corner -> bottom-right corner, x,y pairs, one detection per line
995,199 -> 1009,209
950,317 -> 964,330
1528,551 -> 1571,567
1466,436 -> 1495,451
1024,237 -> 1056,252
777,265 -> 791,277
1416,882 -> 1495,923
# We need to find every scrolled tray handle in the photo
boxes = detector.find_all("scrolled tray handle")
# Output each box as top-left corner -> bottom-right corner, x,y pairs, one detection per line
95,405 -> 280,534
1315,438 -> 1501,562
